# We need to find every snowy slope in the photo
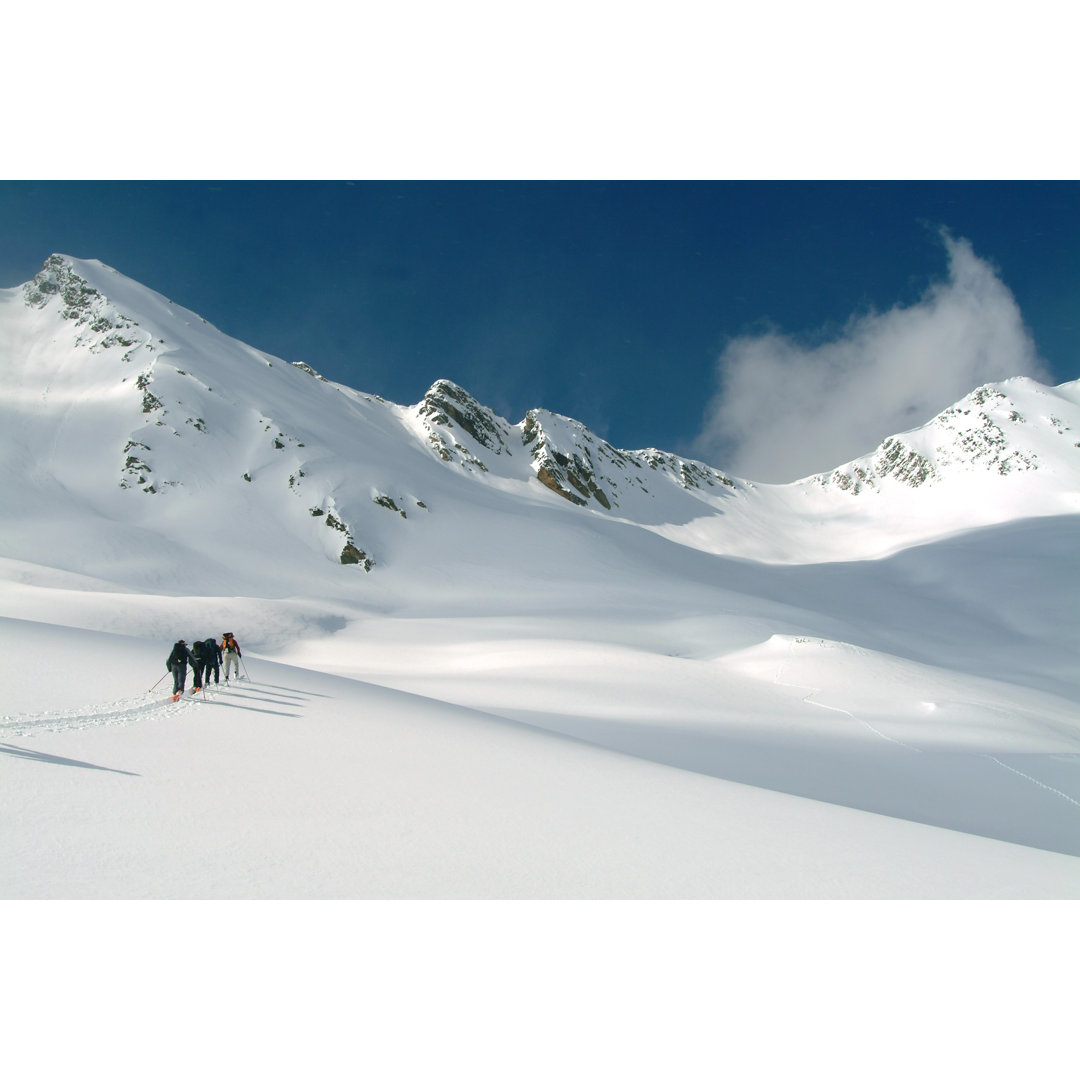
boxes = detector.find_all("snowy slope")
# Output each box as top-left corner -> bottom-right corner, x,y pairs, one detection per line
4,616 -> 1079,899
2,254 -> 1079,898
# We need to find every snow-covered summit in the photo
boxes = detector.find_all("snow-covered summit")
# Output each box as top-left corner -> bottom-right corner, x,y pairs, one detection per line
817,376 -> 1080,494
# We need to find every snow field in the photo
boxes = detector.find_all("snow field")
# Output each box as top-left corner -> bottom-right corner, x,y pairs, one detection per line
4,614 -> 1079,900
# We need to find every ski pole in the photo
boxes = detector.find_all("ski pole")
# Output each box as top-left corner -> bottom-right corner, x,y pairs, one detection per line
240,655 -> 250,681
149,671 -> 169,693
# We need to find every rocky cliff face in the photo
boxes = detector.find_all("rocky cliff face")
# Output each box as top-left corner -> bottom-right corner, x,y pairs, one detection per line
521,409 -> 736,510
411,378 -> 738,513
414,379 -> 516,472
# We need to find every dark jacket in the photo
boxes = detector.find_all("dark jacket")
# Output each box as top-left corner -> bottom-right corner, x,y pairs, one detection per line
167,641 -> 196,671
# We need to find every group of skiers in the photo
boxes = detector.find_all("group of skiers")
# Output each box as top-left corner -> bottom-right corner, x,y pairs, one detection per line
167,632 -> 243,701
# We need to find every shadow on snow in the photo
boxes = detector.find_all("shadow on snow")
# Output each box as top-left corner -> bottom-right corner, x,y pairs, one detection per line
0,742 -> 140,776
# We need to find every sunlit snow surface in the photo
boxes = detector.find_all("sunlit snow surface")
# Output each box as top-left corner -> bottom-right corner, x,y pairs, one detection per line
2,256 -> 1079,898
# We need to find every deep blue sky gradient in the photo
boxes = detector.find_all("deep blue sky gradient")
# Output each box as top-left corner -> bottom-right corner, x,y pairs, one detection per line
2,180 -> 1077,457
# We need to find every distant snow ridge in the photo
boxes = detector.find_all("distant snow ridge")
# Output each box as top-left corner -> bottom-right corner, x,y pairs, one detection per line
819,378 -> 1080,494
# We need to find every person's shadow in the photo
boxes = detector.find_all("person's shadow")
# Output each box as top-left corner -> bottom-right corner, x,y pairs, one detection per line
0,743 -> 139,776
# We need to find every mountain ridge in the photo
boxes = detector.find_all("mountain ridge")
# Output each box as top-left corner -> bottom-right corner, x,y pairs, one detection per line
3,253 -> 1078,586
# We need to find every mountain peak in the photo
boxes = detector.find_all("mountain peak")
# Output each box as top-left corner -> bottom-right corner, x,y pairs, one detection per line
23,254 -> 121,328
815,377 -> 1080,496
415,379 -> 515,470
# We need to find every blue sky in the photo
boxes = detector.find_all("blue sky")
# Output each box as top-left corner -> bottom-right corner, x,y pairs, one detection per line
2,180 -> 1077,480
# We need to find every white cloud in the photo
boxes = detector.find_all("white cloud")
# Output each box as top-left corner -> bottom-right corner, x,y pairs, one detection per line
693,231 -> 1048,483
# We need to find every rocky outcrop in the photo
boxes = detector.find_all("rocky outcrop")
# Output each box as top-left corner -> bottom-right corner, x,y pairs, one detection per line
339,542 -> 374,570
522,411 -> 615,507
823,438 -> 938,494
522,409 -> 735,511
818,382 -> 1056,495
416,380 -> 515,471
636,448 -> 736,493
413,379 -> 737,513
24,255 -> 140,352
291,361 -> 328,381
317,508 -> 374,570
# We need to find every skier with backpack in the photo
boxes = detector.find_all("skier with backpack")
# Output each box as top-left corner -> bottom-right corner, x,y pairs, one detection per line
221,632 -> 242,681
167,639 -> 198,702
203,636 -> 222,685
190,639 -> 209,693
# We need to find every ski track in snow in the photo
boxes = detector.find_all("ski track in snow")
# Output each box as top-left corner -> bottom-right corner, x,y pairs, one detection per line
0,684 -> 227,738
772,651 -> 925,754
772,645 -> 1080,814
799,691 -> 923,752
984,755 -> 1080,810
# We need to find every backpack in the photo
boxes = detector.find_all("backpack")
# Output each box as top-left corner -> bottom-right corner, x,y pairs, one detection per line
224,634 -> 238,653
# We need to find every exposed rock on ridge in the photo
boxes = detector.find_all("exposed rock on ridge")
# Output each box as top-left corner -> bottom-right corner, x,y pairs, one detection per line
413,379 -> 737,512
25,254 -> 144,358
416,379 -> 516,472
522,410 -> 617,508
819,379 -> 1077,495
522,409 -> 736,511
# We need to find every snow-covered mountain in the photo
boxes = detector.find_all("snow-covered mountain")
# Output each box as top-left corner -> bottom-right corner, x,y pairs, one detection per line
4,254 -> 1078,586
3,254 -> 1079,899
3,255 -> 747,588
